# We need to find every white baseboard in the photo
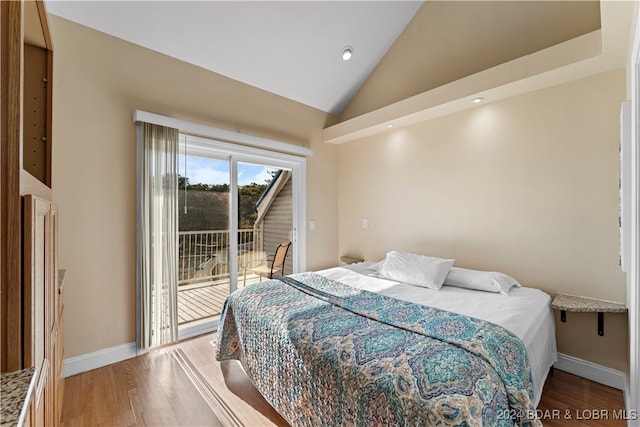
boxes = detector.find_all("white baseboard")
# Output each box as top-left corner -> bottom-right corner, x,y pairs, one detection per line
63,342 -> 138,378
62,321 -> 219,379
554,352 -> 627,390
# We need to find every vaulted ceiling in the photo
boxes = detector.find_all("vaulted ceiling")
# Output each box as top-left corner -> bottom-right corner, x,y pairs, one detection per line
45,1 -> 604,119
44,0 -> 421,115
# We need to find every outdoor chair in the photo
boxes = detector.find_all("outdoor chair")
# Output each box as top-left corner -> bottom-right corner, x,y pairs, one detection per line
192,255 -> 217,283
243,241 -> 291,286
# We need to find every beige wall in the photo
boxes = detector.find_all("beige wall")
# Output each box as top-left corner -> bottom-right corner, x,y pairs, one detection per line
338,69 -> 628,371
49,13 -> 628,372
49,16 -> 338,358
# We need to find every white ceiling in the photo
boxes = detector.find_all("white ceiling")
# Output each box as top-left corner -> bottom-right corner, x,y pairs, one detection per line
44,1 -> 423,115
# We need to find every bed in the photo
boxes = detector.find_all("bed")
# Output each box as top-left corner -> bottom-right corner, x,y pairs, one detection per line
216,260 -> 556,426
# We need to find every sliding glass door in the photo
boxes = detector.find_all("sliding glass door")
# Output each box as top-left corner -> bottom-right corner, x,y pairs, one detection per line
177,135 -> 301,339
177,155 -> 230,334
136,115 -> 309,351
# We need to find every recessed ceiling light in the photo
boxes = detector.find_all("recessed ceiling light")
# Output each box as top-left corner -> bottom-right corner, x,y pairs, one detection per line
472,97 -> 484,104
341,46 -> 353,61
387,124 -> 394,128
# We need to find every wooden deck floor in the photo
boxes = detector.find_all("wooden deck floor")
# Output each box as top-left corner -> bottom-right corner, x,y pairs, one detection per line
177,275 -> 263,325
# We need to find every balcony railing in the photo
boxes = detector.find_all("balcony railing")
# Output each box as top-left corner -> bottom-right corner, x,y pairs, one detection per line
177,229 -> 266,326
178,229 -> 260,286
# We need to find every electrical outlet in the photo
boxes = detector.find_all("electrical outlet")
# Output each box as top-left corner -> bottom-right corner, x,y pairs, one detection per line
362,218 -> 368,229
309,220 -> 316,231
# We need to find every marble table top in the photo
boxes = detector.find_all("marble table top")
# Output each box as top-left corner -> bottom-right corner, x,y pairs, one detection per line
340,255 -> 365,265
552,293 -> 628,313
1,367 -> 36,427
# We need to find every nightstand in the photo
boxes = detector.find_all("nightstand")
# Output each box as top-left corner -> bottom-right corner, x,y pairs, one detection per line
340,255 -> 364,265
551,293 -> 627,336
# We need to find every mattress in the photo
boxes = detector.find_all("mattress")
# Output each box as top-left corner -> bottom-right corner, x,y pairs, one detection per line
315,262 -> 558,407
218,271 -> 543,425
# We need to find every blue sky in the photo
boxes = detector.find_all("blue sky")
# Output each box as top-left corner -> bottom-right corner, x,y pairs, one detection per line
179,155 -> 274,186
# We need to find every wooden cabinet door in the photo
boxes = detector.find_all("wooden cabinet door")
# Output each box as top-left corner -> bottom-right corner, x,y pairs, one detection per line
23,195 -> 53,426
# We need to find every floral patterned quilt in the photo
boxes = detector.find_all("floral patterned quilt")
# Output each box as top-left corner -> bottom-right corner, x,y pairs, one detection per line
216,272 -> 541,426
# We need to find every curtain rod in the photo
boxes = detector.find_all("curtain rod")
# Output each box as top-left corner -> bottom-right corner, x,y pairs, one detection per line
133,110 -> 313,158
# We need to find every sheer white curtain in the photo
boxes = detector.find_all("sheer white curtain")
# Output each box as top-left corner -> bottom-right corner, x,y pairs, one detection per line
138,123 -> 179,349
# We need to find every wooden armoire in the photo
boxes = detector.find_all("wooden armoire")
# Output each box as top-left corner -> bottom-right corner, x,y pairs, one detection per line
1,1 -> 64,425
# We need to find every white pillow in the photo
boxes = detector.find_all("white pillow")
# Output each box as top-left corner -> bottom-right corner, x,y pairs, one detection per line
443,267 -> 521,295
375,251 -> 454,290
366,260 -> 383,271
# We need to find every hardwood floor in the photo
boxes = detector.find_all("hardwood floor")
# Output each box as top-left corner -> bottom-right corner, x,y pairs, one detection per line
537,370 -> 628,426
61,341 -> 226,426
62,334 -> 286,427
62,334 -> 627,426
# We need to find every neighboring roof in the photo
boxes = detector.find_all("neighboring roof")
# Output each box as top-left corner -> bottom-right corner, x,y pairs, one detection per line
256,170 -> 283,208
255,170 -> 292,227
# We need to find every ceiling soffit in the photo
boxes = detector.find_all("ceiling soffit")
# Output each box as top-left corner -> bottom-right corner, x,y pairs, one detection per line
341,1 -> 601,121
